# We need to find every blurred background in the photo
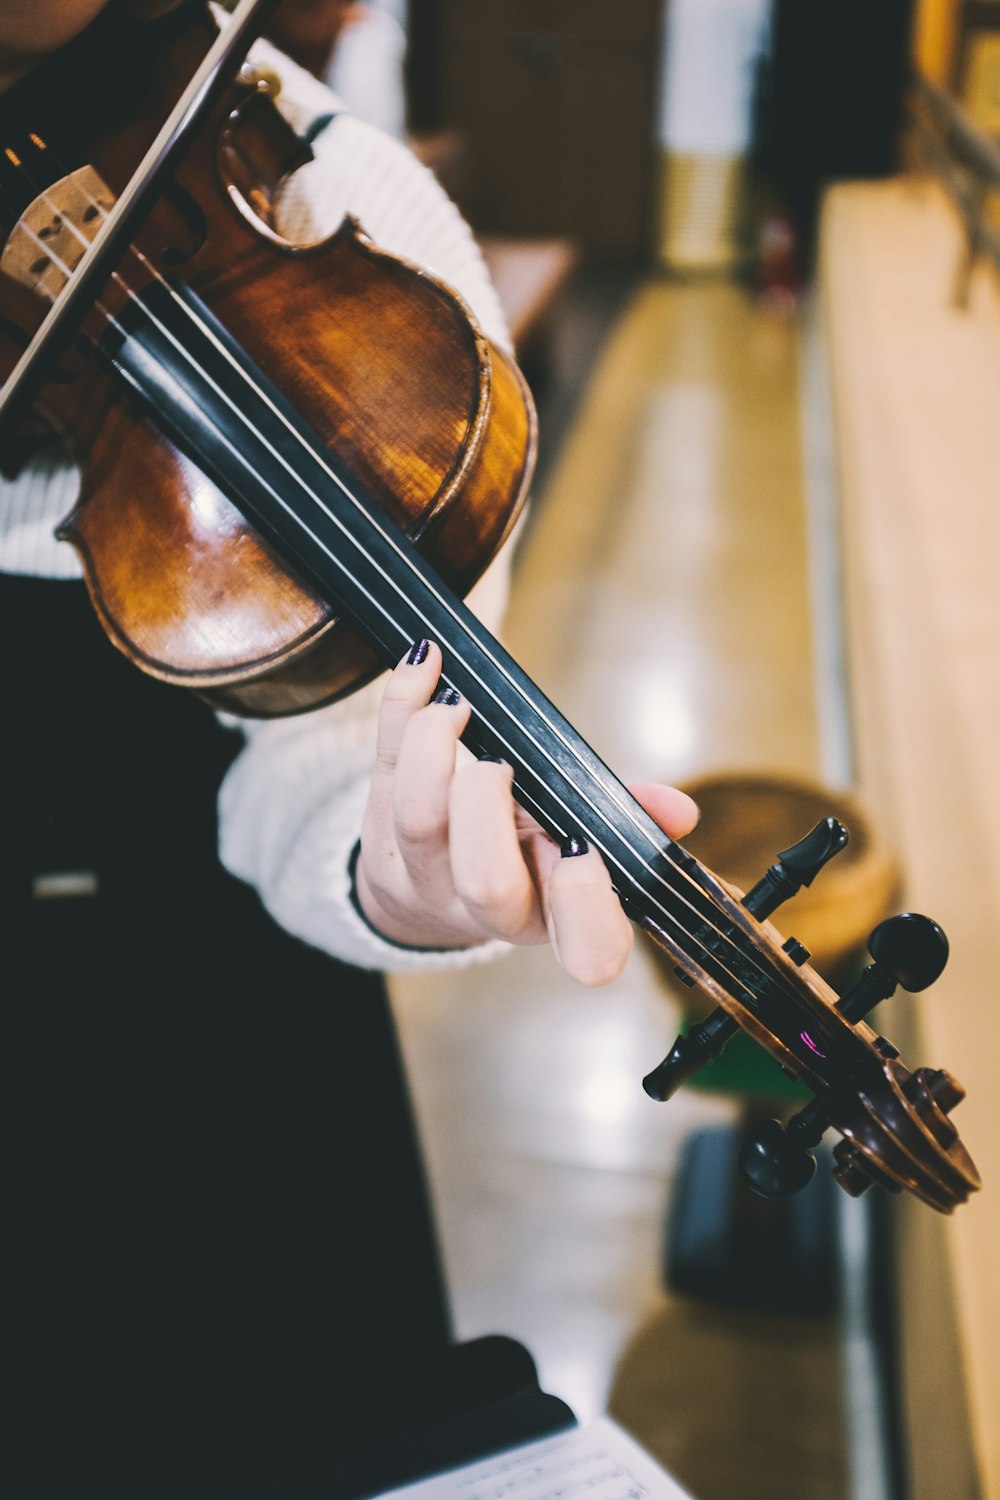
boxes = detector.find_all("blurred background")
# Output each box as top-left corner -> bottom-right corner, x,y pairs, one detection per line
264,5 -> 1000,1498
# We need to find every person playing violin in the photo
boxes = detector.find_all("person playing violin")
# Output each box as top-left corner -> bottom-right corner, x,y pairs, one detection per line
0,2 -> 698,1494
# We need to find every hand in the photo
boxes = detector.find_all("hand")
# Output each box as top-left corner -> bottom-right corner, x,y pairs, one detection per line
355,642 -> 700,985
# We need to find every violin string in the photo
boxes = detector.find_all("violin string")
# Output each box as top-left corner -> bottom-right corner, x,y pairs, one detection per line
14,170 -> 807,1015
15,202 -> 128,348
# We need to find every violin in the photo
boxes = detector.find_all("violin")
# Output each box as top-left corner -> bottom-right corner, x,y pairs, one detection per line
0,0 -> 980,1213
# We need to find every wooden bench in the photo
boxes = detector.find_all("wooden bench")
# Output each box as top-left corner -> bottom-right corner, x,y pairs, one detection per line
476,234 -> 580,364
407,132 -> 580,371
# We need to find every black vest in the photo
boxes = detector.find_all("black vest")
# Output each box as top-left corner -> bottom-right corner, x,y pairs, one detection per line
2,575 -> 449,1496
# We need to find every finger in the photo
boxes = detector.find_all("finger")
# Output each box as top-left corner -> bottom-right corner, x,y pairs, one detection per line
448,759 -> 548,942
363,640 -> 443,846
627,781 -> 701,840
391,686 -> 471,884
545,839 -> 634,986
512,780 -> 700,909
372,640 -> 443,779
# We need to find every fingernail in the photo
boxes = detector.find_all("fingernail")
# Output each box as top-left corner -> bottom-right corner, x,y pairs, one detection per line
682,794 -> 701,828
406,638 -> 430,665
480,753 -> 506,764
432,685 -> 461,706
561,835 -> 588,858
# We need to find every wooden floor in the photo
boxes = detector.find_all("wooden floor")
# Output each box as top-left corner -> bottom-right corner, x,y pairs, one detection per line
389,278 -> 848,1500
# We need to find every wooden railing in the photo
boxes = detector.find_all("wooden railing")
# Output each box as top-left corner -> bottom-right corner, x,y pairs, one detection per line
908,72 -> 1000,304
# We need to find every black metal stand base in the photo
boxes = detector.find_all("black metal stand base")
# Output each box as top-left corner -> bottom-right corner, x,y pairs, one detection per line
665,1125 -> 839,1318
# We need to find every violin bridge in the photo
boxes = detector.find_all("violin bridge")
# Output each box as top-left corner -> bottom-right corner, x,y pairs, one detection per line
1,164 -> 116,305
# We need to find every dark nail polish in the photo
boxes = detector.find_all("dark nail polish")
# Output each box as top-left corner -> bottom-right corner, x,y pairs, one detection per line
561,835 -> 588,858
406,638 -> 430,666
432,685 -> 461,707
480,753 -> 506,764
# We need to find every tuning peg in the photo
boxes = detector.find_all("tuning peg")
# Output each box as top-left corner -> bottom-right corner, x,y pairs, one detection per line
832,1140 -> 903,1198
738,1099 -> 830,1198
836,913 -> 949,1024
742,817 -> 850,921
642,1009 -> 738,1100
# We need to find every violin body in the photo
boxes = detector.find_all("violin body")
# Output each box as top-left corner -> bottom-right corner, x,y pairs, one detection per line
0,2 -> 535,713
60,215 -> 535,714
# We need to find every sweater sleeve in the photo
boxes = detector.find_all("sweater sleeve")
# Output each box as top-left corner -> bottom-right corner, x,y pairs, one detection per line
217,559 -> 514,971
217,50 -> 520,971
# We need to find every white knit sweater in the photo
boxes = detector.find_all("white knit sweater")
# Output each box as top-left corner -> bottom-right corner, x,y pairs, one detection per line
0,38 -> 515,972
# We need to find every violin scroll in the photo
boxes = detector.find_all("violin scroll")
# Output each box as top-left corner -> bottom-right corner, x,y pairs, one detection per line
643,817 -> 981,1214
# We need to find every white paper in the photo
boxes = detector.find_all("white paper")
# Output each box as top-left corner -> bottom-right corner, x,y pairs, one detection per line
375,1416 -> 696,1500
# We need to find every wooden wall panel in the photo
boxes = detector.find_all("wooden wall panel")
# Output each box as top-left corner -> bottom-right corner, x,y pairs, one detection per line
437,0 -> 665,257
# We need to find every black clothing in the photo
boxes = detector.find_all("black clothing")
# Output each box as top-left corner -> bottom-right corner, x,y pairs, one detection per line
751,0 -> 913,269
4,576 -> 450,1497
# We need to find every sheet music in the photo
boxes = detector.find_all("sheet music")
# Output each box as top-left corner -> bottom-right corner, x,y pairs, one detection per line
376,1416 -> 695,1500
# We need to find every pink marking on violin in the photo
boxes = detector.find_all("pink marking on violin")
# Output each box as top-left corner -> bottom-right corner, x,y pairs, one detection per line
801,1030 -> 827,1059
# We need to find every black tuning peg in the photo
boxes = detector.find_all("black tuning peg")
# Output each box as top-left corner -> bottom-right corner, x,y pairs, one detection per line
739,1099 -> 831,1198
642,1009 -> 738,1101
836,913 -> 949,1024
832,1139 -> 903,1199
743,817 -> 850,921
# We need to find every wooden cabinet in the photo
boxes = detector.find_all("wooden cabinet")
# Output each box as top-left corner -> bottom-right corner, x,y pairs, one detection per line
431,1 -> 665,257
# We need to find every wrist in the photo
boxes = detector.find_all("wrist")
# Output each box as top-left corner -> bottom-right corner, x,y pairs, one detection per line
347,841 -> 473,955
